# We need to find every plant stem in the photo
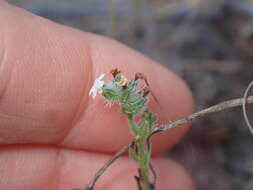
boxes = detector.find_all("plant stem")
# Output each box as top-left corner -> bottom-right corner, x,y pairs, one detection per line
129,117 -> 152,190
137,142 -> 149,190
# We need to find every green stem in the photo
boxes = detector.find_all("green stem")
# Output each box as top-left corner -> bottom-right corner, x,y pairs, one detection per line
128,117 -> 152,190
137,140 -> 151,190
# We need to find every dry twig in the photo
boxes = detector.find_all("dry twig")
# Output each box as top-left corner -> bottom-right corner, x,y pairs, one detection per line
152,95 -> 253,134
243,81 -> 253,134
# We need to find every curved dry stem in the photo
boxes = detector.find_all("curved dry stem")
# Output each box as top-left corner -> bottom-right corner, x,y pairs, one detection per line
243,81 -> 253,134
79,142 -> 133,190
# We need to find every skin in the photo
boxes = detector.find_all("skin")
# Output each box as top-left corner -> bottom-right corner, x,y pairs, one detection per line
0,1 -> 195,190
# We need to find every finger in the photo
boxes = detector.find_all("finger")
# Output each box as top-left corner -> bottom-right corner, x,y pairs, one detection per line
0,1 -> 193,154
0,145 -> 195,190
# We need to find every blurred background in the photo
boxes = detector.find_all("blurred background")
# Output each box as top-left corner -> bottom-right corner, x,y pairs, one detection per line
6,0 -> 253,189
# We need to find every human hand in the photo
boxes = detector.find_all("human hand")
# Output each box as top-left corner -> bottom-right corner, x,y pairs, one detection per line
0,1 -> 195,189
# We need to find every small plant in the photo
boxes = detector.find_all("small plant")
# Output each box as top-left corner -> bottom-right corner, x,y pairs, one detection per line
89,68 -> 157,190
76,69 -> 253,190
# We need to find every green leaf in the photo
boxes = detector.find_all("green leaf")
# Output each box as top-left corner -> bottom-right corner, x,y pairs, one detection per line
119,90 -> 130,104
121,96 -> 147,115
126,80 -> 137,91
102,82 -> 122,102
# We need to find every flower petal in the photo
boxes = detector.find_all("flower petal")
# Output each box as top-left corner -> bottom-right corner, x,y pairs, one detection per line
98,73 -> 105,80
89,73 -> 106,99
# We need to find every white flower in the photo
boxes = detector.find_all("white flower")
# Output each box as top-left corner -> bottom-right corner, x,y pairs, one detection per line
89,73 -> 105,99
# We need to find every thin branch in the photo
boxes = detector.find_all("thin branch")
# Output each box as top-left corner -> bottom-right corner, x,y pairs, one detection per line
243,81 -> 253,134
152,95 -> 253,134
80,142 -> 133,190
